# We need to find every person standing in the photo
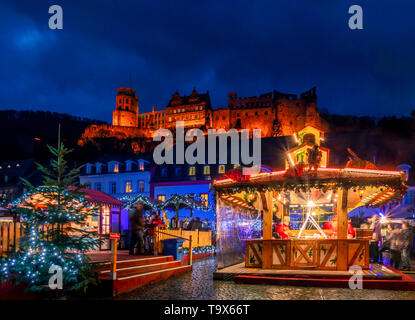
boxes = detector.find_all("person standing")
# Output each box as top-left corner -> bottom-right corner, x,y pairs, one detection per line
369,215 -> 382,264
400,221 -> 412,271
129,204 -> 145,255
275,216 -> 291,240
389,224 -> 402,270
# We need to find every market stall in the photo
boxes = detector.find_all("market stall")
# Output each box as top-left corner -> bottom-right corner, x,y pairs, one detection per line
214,168 -> 407,271
214,126 -> 407,271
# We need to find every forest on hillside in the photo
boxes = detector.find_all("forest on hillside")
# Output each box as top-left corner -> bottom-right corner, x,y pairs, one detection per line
0,110 -> 107,163
1,109 -> 415,169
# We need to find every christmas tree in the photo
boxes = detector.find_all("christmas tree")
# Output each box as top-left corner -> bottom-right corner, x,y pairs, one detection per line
0,138 -> 101,293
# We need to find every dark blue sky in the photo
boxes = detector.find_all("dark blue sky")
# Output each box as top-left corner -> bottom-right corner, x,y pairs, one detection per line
1,1 -> 415,122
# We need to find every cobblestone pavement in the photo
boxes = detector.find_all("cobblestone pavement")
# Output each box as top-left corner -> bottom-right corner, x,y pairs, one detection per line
114,257 -> 415,300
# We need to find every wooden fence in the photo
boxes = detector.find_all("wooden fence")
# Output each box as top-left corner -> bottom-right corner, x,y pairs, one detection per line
154,228 -> 212,253
0,222 -> 22,257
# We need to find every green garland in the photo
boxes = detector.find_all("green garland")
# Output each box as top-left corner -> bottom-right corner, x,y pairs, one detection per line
243,192 -> 257,207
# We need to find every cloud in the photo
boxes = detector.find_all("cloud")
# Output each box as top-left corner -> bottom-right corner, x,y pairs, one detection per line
0,0 -> 415,121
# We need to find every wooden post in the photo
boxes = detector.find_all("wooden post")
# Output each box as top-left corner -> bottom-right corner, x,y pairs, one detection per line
15,222 -> 20,252
337,188 -> 349,271
261,191 -> 274,269
8,222 -> 14,253
261,191 -> 273,240
110,238 -> 118,280
337,188 -> 348,240
188,235 -> 193,266
154,225 -> 159,256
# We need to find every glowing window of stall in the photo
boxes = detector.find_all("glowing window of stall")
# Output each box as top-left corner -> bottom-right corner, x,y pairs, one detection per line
101,206 -> 110,234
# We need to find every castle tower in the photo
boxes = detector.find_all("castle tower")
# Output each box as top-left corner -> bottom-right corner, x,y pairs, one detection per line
112,87 -> 139,127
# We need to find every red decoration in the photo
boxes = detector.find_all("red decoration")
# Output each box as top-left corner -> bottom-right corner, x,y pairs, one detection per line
225,168 -> 250,182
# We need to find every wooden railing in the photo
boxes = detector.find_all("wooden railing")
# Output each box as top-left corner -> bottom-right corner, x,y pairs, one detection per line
155,228 -> 212,249
0,222 -> 22,257
154,227 -> 212,265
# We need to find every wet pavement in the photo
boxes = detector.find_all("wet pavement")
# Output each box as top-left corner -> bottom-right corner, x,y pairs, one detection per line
114,256 -> 415,300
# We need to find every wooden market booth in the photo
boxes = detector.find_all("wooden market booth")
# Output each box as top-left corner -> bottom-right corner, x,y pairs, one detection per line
8,187 -> 124,251
214,168 -> 407,271
213,125 -> 407,273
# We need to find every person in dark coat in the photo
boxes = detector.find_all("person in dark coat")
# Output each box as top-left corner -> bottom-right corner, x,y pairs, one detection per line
129,204 -> 145,255
389,224 -> 402,270
400,221 -> 412,271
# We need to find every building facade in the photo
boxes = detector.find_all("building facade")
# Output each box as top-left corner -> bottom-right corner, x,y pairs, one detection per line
79,158 -> 151,203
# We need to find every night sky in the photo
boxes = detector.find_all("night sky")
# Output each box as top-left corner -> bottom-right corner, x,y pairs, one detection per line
1,1 -> 415,122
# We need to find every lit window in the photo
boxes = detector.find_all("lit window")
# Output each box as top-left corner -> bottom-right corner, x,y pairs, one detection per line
203,166 -> 210,175
218,165 -> 225,174
113,164 -> 119,173
139,180 -> 145,192
234,164 -> 240,168
16,163 -> 20,167
189,166 -> 196,176
139,161 -> 144,171
125,181 -> 132,193
200,193 -> 209,206
157,194 -> 166,202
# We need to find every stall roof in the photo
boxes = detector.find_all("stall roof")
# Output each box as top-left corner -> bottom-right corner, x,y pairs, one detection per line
80,189 -> 124,208
123,194 -> 163,211
213,168 -> 406,192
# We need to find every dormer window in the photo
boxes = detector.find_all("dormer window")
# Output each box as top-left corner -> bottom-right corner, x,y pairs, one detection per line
86,163 -> 93,174
126,161 -> 134,171
96,163 -> 103,174
113,164 -> 119,173
139,161 -> 145,171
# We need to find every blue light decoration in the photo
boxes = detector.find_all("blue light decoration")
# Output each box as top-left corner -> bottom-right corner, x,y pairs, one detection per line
216,199 -> 261,268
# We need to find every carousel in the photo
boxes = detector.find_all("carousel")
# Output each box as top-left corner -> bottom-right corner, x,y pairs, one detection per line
213,126 -> 408,272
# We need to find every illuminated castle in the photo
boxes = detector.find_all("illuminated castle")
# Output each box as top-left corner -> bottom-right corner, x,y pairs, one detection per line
79,86 -> 329,151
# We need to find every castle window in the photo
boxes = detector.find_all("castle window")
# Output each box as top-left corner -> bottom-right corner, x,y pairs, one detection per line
113,164 -> 119,173
265,111 -> 268,115
218,165 -> 225,174
216,117 -> 219,121
203,166 -> 210,175
94,182 -> 101,192
222,116 -> 225,120
255,112 -> 258,116
189,166 -> 196,176
175,167 -> 182,176
139,161 -> 145,171
157,194 -> 166,202
125,181 -> 132,193
138,180 -> 145,192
